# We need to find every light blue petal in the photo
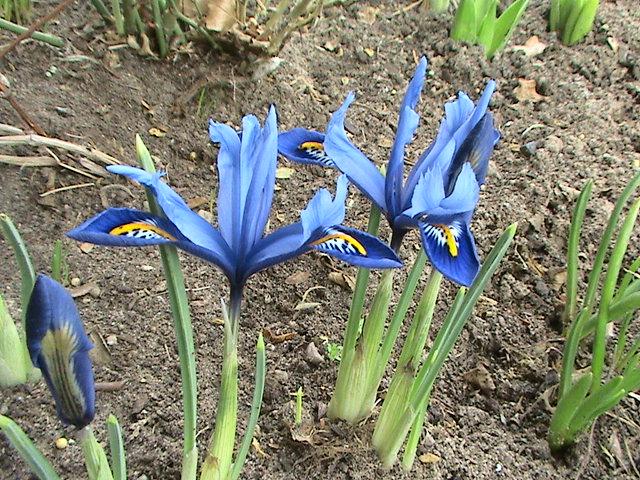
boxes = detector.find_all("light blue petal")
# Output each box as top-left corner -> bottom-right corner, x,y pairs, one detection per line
387,57 -> 427,217
244,223 -> 307,278
439,162 -> 480,214
278,128 -> 335,167
26,274 -> 95,428
240,105 -> 279,252
403,166 -> 445,219
106,166 -> 230,261
301,174 -> 348,239
324,93 -> 386,211
208,120 -> 241,247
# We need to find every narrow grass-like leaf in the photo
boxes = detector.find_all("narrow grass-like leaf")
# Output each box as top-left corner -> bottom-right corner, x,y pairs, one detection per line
565,0 -> 599,45
0,415 -> 61,480
106,415 -> 126,480
591,198 -> 640,391
0,18 -> 64,47
582,172 -> 640,314
548,372 -> 592,451
51,240 -> 63,283
230,333 -> 266,480
0,294 -> 29,387
488,0 -> 529,58
451,0 -> 478,42
136,136 -> 197,479
79,427 -> 114,480
562,180 -> 593,326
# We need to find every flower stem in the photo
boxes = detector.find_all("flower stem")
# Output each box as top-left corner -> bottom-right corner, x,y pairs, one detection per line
78,427 -> 114,480
0,17 -> 64,47
328,205 -> 380,421
201,292 -> 241,480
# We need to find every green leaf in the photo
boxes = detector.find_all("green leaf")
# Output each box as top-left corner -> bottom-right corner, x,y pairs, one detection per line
549,0 -> 561,30
477,1 -> 496,53
0,415 -> 61,480
565,0 -> 599,45
548,372 -> 592,451
106,415 -> 127,480
488,0 -> 529,58
230,333 -> 266,480
0,294 -> 29,387
79,427 -> 114,480
451,0 -> 479,42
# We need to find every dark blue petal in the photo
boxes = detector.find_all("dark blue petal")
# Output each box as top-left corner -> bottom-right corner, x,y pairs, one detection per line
278,128 -> 336,167
244,223 -> 307,278
310,225 -> 402,269
387,57 -> 427,218
106,166 -> 230,260
26,274 -> 95,429
324,93 -> 387,211
445,113 -> 499,192
67,208 -> 236,278
418,215 -> 479,286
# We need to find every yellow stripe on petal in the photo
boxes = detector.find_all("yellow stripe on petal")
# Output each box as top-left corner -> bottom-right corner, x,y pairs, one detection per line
109,222 -> 175,241
40,325 -> 86,423
436,224 -> 458,257
311,231 -> 367,255
300,141 -> 324,151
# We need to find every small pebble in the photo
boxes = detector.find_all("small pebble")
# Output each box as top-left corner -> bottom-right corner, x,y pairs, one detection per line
106,334 -> 117,346
520,141 -> 539,157
305,342 -> 324,365
70,277 -> 81,287
55,437 -> 68,450
544,135 -> 564,153
89,286 -> 101,298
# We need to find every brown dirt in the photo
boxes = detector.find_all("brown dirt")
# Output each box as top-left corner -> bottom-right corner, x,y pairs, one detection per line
1,1 -> 640,479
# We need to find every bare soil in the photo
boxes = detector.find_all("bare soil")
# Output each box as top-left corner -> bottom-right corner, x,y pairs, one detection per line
1,1 -> 640,479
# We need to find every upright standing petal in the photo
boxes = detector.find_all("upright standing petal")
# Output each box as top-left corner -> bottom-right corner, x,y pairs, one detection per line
208,120 -> 242,247
26,275 -> 95,429
324,93 -> 387,211
386,57 -> 428,218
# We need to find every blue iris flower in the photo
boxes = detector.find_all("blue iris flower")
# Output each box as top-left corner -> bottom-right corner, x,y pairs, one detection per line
26,274 -> 95,429
68,107 -> 401,295
278,57 -> 499,286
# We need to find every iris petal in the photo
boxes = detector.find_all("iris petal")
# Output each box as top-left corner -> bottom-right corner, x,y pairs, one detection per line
301,174 -> 348,239
418,216 -> 479,286
278,128 -> 335,167
387,57 -> 428,218
324,92 -> 386,211
310,225 -> 402,269
106,166 -> 230,260
67,208 -> 236,277
26,274 -> 95,429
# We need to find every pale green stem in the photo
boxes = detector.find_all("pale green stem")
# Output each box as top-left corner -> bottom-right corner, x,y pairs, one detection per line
106,415 -> 126,480
78,427 -> 114,480
201,291 -> 241,480
0,18 -> 64,47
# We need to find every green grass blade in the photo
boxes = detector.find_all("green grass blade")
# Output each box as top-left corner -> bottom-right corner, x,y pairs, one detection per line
451,0 -> 478,42
591,198 -> 640,391
566,0 -> 599,45
135,135 -> 198,479
548,372 -> 592,451
615,256 -> 640,299
562,180 -> 593,326
549,0 -> 560,30
106,415 -> 127,480
0,415 -> 61,480
0,294 -> 29,387
230,333 -> 266,480
583,171 -> 640,314
477,1 -> 496,55
0,213 -> 36,321
51,240 -> 63,283
488,0 -> 529,58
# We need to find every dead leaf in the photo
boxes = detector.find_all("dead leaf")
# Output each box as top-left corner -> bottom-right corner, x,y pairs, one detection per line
276,167 -> 294,179
606,37 -> 619,53
512,36 -> 547,57
418,452 -> 441,464
252,57 -> 284,81
69,281 -> 98,298
378,137 -> 393,148
328,271 -> 355,291
357,5 -> 379,25
204,0 -> 237,31
323,40 -> 340,52
263,327 -> 297,344
79,242 -> 94,254
463,364 -> 495,392
187,196 -> 209,209
285,271 -> 310,285
363,48 -> 375,58
290,421 -> 316,445
294,301 -> 320,312
252,438 -> 269,458
148,127 -> 166,138
514,78 -> 544,102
